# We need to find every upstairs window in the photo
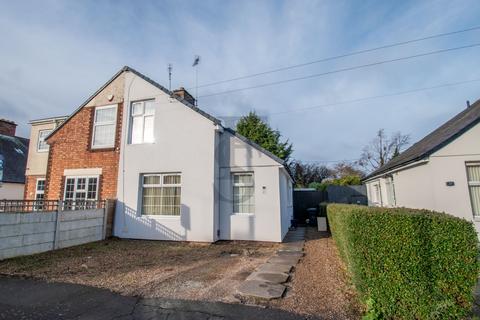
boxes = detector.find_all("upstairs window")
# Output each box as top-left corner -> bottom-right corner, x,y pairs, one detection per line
130,100 -> 155,144
37,130 -> 52,152
92,105 -> 117,149
467,164 -> 480,217
233,173 -> 255,214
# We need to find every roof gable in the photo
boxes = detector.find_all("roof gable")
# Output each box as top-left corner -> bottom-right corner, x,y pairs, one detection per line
47,66 -> 221,141
365,98 -> 480,180
44,66 -> 289,173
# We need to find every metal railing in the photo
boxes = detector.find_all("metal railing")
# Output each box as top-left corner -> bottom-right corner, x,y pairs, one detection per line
0,200 -> 106,213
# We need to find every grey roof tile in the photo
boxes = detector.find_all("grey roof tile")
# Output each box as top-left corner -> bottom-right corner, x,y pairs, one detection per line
0,134 -> 29,184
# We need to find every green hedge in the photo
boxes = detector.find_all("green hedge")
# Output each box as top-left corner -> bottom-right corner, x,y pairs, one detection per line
327,204 -> 480,319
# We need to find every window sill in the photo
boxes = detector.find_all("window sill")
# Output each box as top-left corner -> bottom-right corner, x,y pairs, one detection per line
128,142 -> 155,146
233,213 -> 255,216
143,215 -> 181,219
90,146 -> 116,151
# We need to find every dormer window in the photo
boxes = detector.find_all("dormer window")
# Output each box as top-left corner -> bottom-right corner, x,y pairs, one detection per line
92,105 -> 117,149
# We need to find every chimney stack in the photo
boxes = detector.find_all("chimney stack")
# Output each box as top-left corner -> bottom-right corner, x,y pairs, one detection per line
0,119 -> 17,136
467,100 -> 471,108
173,87 -> 196,106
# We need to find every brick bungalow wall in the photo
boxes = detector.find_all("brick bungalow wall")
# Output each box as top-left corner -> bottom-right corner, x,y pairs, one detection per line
45,74 -> 125,201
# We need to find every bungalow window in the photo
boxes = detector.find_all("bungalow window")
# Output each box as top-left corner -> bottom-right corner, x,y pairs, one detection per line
63,176 -> 99,202
141,173 -> 181,216
37,130 -> 51,152
92,105 -> 117,148
467,164 -> 480,217
233,173 -> 255,214
130,100 -> 155,144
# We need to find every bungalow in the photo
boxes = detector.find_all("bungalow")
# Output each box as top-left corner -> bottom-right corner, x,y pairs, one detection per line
0,119 -> 29,199
364,98 -> 480,232
40,66 -> 293,242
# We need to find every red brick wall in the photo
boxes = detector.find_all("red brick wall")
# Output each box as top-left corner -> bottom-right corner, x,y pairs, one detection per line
24,175 -> 45,200
45,104 -> 123,201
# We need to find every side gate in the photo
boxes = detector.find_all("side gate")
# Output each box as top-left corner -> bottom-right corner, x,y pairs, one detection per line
293,190 -> 328,224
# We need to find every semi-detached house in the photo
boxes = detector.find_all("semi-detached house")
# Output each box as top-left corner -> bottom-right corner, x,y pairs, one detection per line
39,66 -> 293,242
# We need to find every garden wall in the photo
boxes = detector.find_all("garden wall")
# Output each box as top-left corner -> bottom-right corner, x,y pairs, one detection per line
0,203 -> 114,260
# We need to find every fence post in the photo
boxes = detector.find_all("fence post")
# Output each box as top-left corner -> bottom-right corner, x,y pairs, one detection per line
102,200 -> 109,240
53,200 -> 62,250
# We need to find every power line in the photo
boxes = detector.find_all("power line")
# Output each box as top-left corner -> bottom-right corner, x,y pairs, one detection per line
192,26 -> 480,90
301,159 -> 360,163
199,42 -> 480,98
267,78 -> 480,116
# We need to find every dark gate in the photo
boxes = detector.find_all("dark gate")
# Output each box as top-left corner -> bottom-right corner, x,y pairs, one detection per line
293,190 -> 328,224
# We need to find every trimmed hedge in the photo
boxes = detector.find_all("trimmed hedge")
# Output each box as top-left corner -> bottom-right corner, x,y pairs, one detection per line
327,204 -> 480,319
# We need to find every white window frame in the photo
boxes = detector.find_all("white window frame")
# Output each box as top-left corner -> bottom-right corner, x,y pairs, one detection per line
140,173 -> 181,217
91,104 -> 117,149
466,162 -> 480,218
63,175 -> 99,202
129,100 -> 155,144
385,177 -> 396,207
232,172 -> 255,215
35,178 -> 46,200
37,130 -> 52,152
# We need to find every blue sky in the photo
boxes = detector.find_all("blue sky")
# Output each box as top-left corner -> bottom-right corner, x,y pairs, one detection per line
1,0 -> 480,164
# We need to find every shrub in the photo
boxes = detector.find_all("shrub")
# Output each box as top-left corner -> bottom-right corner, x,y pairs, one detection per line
327,204 -> 480,319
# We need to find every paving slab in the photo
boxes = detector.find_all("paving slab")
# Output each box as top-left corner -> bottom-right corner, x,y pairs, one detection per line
237,280 -> 286,300
267,255 -> 300,265
277,247 -> 303,253
257,263 -> 292,274
246,272 -> 289,284
276,251 -> 304,258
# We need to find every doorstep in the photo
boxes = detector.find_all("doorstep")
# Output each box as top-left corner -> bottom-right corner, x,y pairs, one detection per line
237,227 -> 306,300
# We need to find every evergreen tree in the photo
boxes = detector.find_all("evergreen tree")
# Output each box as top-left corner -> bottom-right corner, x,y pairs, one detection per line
236,111 -> 293,162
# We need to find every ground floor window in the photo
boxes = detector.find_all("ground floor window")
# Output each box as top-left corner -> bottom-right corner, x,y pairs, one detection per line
34,178 -> 46,210
63,176 -> 99,208
35,178 -> 45,201
385,177 -> 396,206
233,172 -> 255,214
141,173 -> 181,216
467,163 -> 480,217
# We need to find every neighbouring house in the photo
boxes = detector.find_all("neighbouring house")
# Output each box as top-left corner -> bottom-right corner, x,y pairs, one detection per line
0,119 -> 29,199
364,98 -> 480,232
24,116 -> 67,201
38,66 -> 293,242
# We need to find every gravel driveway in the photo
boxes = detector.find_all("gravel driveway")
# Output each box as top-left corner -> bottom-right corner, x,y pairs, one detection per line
0,239 -> 278,302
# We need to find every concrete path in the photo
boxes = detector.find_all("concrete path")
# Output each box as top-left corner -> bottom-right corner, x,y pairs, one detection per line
237,228 -> 306,300
0,276 -> 307,320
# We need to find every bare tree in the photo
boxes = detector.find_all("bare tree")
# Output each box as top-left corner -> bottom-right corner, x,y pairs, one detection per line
358,129 -> 410,172
330,161 -> 365,179
290,161 -> 332,188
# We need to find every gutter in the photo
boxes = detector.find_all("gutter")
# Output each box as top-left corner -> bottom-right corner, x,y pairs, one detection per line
362,158 -> 429,183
